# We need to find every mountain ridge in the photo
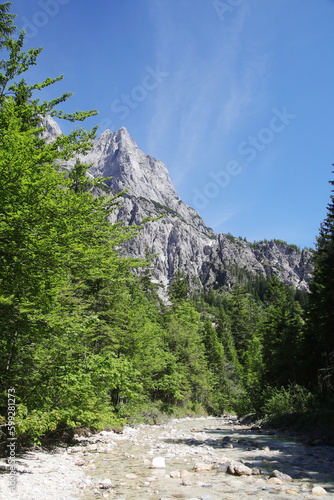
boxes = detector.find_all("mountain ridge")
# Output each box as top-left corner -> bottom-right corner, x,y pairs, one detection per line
47,117 -> 312,292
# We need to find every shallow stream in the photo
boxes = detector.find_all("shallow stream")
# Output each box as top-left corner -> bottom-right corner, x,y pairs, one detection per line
77,416 -> 334,499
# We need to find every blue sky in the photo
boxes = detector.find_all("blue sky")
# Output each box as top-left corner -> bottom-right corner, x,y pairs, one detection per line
10,0 -> 334,248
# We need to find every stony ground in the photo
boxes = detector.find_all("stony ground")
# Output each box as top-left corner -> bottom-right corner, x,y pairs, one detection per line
0,415 -> 334,499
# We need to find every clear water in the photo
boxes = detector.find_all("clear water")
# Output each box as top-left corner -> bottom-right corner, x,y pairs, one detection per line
79,416 -> 334,499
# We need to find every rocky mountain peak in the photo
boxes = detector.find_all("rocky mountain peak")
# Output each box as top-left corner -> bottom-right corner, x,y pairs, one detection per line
114,126 -> 134,148
84,127 -> 182,209
43,116 -> 312,292
39,115 -> 62,143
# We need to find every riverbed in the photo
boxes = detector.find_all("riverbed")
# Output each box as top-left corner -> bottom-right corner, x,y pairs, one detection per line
1,415 -> 333,499
79,415 -> 334,499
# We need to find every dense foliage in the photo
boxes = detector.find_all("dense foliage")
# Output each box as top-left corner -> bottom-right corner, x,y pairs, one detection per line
0,3 -> 333,449
304,171 -> 334,391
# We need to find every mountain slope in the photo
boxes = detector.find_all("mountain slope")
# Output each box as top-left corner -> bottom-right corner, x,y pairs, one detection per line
56,120 -> 312,291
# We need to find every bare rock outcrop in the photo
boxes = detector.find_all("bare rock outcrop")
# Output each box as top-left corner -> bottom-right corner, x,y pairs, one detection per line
47,118 -> 313,291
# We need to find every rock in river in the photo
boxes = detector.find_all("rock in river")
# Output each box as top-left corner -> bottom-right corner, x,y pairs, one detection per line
269,469 -> 293,482
151,456 -> 166,469
227,461 -> 253,476
312,486 -> 327,496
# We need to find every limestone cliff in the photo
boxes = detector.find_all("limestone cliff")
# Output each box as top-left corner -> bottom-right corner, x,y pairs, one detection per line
50,119 -> 313,292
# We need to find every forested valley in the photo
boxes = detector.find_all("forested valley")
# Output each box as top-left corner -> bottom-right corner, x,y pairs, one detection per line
0,2 -> 333,450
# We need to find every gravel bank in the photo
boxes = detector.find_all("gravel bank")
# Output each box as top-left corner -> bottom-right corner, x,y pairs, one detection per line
0,446 -> 87,499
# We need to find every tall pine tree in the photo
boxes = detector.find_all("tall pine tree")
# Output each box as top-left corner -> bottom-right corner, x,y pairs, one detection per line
306,170 -> 334,391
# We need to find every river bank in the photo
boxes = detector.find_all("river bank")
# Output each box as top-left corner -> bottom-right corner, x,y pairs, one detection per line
0,415 -> 333,499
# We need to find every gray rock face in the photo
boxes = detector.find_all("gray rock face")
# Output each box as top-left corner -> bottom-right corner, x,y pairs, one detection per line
40,115 -> 62,143
46,118 -> 313,292
78,126 -> 217,290
202,234 -> 312,292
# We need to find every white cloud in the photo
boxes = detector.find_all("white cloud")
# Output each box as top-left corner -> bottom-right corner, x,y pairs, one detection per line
144,1 -> 270,189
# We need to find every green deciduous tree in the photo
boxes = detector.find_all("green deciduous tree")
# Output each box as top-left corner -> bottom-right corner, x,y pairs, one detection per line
0,1 -> 15,45
163,301 -> 210,408
0,2 -> 142,441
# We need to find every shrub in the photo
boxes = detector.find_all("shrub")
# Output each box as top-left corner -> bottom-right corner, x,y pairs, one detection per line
263,383 -> 316,419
